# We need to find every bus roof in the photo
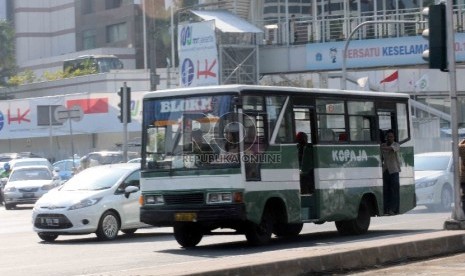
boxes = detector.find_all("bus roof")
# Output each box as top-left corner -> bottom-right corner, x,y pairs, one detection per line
143,84 -> 410,100
63,54 -> 119,61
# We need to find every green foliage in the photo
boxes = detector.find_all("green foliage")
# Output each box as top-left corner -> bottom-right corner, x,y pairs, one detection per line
43,70 -> 65,81
0,20 -> 16,87
7,70 -> 36,86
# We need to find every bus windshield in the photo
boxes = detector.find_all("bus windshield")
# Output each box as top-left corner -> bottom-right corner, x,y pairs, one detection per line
143,94 -> 240,170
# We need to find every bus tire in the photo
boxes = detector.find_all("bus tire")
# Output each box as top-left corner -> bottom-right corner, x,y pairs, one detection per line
245,209 -> 274,245
173,223 -> 203,248
273,223 -> 303,237
335,200 -> 371,235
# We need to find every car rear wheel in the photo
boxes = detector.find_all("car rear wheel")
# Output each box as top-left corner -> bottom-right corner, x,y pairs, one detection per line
38,233 -> 58,242
96,211 -> 120,241
5,203 -> 15,210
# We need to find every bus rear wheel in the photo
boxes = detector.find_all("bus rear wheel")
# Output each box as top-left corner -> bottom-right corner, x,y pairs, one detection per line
245,209 -> 274,245
173,223 -> 203,248
335,200 -> 371,235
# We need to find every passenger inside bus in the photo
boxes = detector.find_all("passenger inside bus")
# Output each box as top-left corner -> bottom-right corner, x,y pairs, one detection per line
296,132 -> 315,194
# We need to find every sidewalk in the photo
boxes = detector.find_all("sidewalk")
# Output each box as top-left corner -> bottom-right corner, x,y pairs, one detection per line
93,230 -> 465,276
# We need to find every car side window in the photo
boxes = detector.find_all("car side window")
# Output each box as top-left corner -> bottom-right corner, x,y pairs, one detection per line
115,170 -> 140,194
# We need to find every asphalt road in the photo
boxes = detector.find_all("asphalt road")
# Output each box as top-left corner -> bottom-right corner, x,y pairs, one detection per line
0,204 -> 455,276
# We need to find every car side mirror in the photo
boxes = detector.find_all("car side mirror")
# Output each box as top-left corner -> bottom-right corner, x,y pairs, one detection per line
124,185 -> 139,199
54,166 -> 60,172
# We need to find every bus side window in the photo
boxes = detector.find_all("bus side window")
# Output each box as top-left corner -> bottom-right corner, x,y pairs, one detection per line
319,128 -> 335,141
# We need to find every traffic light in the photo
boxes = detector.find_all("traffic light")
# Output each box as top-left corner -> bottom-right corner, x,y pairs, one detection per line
117,86 -> 131,123
422,3 -> 448,71
126,87 -> 131,123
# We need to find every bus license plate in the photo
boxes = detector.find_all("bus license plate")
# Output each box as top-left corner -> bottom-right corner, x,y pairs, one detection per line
175,213 -> 197,222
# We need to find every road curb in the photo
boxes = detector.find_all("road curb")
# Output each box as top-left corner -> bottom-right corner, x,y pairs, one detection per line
185,231 -> 465,276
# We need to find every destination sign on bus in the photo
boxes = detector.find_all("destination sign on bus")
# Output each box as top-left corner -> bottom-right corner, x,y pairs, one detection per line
160,98 -> 213,113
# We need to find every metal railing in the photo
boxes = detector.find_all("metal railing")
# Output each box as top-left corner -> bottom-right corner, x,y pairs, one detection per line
256,5 -> 465,46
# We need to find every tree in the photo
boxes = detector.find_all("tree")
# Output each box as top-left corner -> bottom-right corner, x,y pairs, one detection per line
0,20 -> 16,87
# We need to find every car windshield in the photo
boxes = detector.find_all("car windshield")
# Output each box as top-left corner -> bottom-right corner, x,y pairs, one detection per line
60,166 -> 130,191
9,168 -> 52,181
414,155 -> 450,171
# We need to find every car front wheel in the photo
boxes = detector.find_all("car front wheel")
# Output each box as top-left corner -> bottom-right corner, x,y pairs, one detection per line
96,211 -> 120,241
439,185 -> 453,211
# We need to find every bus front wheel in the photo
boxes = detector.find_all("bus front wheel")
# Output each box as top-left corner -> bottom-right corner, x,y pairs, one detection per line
335,200 -> 371,235
245,209 -> 274,245
174,223 -> 203,248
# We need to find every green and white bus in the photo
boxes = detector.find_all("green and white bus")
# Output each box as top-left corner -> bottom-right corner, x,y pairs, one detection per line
139,85 -> 415,247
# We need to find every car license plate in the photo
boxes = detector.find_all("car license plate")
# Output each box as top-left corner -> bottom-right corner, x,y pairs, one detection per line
40,218 -> 59,226
22,192 -> 34,198
175,212 -> 197,222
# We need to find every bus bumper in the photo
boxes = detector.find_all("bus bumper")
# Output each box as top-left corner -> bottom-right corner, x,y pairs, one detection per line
140,204 -> 246,227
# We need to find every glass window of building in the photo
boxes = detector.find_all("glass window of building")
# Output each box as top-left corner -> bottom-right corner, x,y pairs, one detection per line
106,22 -> 127,43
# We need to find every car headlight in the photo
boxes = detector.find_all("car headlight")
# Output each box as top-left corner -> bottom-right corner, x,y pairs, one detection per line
416,179 -> 438,189
68,197 -> 102,210
4,186 -> 16,192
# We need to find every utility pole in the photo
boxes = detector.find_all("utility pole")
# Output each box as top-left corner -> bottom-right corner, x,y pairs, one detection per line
442,0 -> 465,229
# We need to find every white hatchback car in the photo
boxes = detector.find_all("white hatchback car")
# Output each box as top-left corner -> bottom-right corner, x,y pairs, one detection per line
32,163 -> 145,242
414,152 -> 453,211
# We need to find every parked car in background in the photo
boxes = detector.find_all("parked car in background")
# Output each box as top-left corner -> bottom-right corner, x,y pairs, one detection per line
414,152 -> 454,211
127,158 -> 141,164
80,151 -> 139,168
32,163 -> 144,242
3,165 -> 61,210
53,158 -> 80,182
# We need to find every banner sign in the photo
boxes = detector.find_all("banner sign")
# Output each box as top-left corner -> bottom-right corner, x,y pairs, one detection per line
306,33 -> 465,70
0,91 -> 145,140
178,20 -> 219,87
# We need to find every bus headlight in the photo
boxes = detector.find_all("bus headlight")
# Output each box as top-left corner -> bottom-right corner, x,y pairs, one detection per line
207,192 -> 243,204
144,195 -> 164,205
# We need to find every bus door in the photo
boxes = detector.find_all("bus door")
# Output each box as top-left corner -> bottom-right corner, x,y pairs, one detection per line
377,106 -> 398,215
293,103 -> 316,195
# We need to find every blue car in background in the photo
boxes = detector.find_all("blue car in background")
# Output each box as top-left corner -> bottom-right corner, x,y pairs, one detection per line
53,159 -> 80,182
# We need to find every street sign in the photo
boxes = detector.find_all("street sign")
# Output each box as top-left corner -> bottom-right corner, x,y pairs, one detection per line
54,105 -> 84,123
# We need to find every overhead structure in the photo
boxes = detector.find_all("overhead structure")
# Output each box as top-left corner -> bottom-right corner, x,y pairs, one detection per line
180,9 -> 263,85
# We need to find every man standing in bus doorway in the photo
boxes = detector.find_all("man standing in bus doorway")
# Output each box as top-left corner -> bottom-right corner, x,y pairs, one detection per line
381,129 -> 401,215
